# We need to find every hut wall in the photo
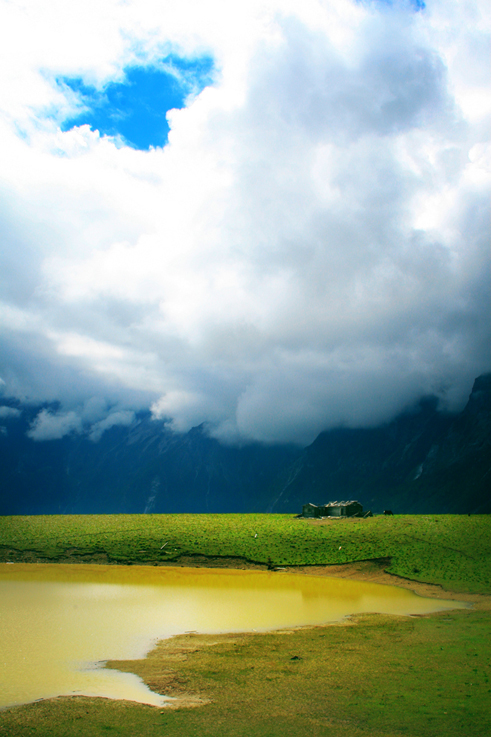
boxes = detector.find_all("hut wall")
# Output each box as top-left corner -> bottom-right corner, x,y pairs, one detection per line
302,504 -> 319,518
346,502 -> 363,517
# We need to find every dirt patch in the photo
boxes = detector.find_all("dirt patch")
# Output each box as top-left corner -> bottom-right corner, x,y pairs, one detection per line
0,547 -> 114,565
298,517 -> 359,525
0,548 -> 269,569
163,555 -> 269,570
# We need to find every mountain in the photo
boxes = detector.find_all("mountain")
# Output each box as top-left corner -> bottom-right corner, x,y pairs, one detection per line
0,408 -> 299,515
268,374 -> 491,515
0,375 -> 489,515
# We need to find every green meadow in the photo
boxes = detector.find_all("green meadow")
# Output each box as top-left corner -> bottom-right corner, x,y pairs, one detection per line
1,514 -> 490,737
1,513 -> 490,592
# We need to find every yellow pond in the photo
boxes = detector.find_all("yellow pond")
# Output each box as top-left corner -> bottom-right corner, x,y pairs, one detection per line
0,563 -> 466,710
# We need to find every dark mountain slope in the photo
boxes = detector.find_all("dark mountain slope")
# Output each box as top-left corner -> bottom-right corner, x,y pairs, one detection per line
401,373 -> 491,513
269,375 -> 491,514
0,410 -> 299,515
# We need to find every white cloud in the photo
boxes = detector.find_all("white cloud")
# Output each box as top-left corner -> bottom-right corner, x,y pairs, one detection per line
0,0 -> 489,445
27,409 -> 83,441
89,410 -> 136,441
27,404 -> 135,442
0,406 -> 21,419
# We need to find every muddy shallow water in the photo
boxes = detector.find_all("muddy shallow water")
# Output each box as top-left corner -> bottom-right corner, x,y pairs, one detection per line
0,563 -> 467,709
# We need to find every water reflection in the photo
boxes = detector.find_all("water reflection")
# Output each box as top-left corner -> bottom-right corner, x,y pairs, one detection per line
0,563 -> 465,709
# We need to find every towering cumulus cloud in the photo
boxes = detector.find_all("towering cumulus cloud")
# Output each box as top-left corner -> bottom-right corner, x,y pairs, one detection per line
0,0 -> 489,444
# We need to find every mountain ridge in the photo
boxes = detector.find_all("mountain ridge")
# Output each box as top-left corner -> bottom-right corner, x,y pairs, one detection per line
0,374 -> 489,515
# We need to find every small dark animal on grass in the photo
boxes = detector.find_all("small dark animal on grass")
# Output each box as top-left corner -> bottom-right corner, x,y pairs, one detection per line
384,510 -> 394,516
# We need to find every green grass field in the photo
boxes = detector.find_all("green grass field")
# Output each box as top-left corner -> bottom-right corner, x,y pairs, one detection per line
1,513 -> 490,736
1,513 -> 490,592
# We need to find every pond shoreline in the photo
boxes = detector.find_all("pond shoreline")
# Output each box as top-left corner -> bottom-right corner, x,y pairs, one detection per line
1,557 -> 489,737
4,552 -> 489,608
104,560 -> 490,713
2,513 -> 489,735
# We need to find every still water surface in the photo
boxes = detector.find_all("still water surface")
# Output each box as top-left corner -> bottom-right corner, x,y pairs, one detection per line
0,563 -> 466,709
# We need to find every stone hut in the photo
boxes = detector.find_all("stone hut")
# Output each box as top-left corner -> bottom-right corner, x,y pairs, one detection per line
302,500 -> 363,518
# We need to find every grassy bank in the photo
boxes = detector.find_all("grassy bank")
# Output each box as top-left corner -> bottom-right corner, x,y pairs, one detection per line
1,513 -> 490,592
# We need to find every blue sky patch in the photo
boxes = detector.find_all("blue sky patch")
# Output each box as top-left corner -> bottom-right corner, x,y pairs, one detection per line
59,55 -> 215,150
359,0 -> 425,10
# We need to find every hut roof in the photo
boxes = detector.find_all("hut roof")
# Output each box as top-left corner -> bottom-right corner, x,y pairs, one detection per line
323,500 -> 361,508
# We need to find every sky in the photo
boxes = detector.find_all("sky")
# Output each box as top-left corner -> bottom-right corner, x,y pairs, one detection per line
0,0 -> 489,445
